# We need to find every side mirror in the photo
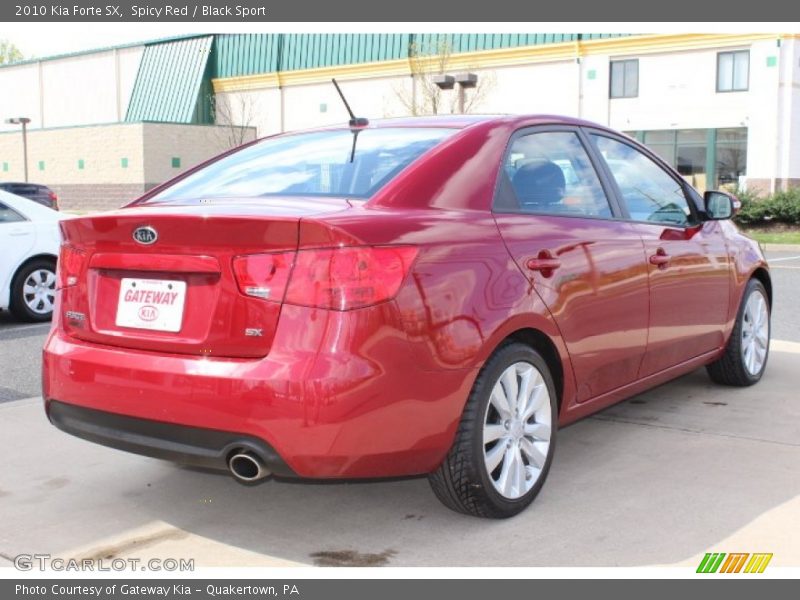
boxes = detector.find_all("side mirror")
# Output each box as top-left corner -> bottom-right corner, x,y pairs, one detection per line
704,190 -> 740,220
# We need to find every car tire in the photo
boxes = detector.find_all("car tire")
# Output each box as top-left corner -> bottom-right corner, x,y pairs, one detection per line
428,342 -> 557,519
707,278 -> 770,386
9,258 -> 57,322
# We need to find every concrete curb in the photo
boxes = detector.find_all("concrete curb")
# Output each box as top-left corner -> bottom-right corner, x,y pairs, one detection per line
763,243 -> 800,252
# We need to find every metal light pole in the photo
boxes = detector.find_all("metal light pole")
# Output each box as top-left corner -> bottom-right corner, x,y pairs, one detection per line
454,73 -> 478,114
5,117 -> 31,182
433,73 -> 478,114
432,75 -> 454,115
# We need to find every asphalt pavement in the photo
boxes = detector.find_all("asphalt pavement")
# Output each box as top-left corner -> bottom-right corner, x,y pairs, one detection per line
0,251 -> 798,568
0,316 -> 50,402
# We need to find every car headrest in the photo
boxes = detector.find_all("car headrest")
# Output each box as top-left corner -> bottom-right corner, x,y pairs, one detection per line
511,160 -> 566,207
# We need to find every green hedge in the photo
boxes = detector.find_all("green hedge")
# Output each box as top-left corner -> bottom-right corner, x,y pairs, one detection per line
733,188 -> 800,226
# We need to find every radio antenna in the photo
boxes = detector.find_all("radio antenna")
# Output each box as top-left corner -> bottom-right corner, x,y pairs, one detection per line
332,78 -> 369,129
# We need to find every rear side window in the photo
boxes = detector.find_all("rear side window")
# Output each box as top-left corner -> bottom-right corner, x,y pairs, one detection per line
498,131 -> 612,218
591,135 -> 694,226
10,184 -> 39,195
143,128 -> 457,204
0,202 -> 25,223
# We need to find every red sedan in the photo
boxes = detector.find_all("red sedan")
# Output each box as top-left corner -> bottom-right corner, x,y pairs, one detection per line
43,115 -> 771,518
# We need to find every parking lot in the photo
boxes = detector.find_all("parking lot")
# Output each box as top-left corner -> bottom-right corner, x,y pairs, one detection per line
0,251 -> 798,569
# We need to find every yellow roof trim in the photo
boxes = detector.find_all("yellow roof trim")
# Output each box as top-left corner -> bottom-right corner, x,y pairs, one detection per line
212,33 -> 786,93
580,33 -> 779,56
212,71 -> 281,92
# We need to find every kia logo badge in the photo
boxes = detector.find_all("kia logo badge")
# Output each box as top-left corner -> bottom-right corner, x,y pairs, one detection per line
138,305 -> 159,321
133,226 -> 158,245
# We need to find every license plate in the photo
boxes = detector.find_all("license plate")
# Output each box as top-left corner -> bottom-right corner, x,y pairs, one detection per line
115,278 -> 186,332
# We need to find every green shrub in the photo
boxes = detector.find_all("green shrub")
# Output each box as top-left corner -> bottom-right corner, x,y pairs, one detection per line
734,190 -> 769,225
733,187 -> 800,226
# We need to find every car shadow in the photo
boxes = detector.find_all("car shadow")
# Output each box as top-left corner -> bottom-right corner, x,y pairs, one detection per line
120,349 -> 800,567
6,348 -> 797,568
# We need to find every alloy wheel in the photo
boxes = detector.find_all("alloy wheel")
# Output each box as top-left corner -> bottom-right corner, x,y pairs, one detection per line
741,289 -> 769,376
482,361 -> 552,500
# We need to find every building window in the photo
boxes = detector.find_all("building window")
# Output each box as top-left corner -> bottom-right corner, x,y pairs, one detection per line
717,51 -> 749,92
610,59 -> 638,98
631,127 -> 748,192
675,129 -> 708,181
716,128 -> 748,189
645,129 -> 709,190
641,130 -> 676,165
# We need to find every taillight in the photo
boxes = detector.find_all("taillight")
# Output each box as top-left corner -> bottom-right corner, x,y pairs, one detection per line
232,252 -> 295,302
56,244 -> 86,289
233,246 -> 418,310
286,246 -> 418,310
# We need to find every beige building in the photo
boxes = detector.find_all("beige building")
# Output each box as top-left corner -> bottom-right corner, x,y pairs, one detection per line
0,35 -> 257,211
0,123 -> 255,211
1,33 -> 799,210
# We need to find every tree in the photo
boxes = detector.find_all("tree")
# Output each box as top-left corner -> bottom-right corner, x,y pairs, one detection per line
209,92 -> 258,150
716,130 -> 747,187
0,40 -> 23,65
393,35 -> 494,116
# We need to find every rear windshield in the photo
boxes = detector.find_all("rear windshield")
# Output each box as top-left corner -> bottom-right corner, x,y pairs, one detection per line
10,184 -> 41,194
142,127 -> 457,204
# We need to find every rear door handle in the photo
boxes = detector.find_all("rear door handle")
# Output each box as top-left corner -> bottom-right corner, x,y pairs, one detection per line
649,248 -> 671,268
527,257 -> 561,271
526,251 -> 561,277
9,228 -> 30,236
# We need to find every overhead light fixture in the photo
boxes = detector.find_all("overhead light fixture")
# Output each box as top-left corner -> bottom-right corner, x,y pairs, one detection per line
432,74 -> 455,90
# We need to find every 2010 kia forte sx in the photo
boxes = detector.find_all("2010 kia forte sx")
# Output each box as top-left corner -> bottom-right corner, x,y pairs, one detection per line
43,115 -> 771,518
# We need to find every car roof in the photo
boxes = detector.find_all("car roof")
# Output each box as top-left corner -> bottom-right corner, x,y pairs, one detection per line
266,114 -> 617,142
352,114 -> 615,131
285,114 -> 615,132
0,189 -> 62,222
364,114 -> 501,128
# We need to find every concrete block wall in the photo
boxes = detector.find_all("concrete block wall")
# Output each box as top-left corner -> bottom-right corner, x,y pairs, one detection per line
0,123 -> 146,211
48,183 -> 149,212
142,122 -> 256,186
0,123 -> 256,211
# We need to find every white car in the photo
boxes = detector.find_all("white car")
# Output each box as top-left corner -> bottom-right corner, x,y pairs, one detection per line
0,190 -> 63,321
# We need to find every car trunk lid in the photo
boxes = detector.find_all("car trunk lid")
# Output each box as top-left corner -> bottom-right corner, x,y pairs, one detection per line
57,198 -> 350,358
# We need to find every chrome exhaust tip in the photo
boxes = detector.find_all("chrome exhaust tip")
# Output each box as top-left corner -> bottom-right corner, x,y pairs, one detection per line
228,452 -> 271,484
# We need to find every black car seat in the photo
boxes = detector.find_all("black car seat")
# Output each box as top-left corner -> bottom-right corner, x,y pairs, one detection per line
511,160 -> 566,211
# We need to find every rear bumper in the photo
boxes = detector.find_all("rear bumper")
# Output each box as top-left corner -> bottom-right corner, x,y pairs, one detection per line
43,303 -> 476,479
47,400 -> 296,476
